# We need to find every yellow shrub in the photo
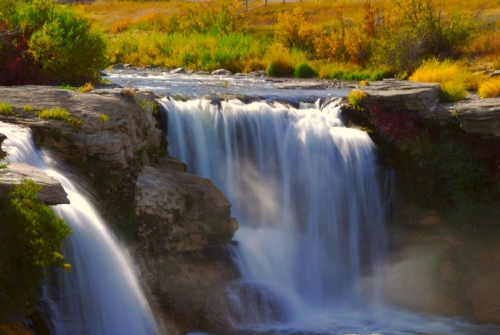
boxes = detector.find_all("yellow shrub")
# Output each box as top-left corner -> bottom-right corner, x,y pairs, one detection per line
458,71 -> 487,91
479,77 -> 500,99
274,7 -> 322,51
37,108 -> 71,120
77,82 -> 94,93
440,81 -> 468,102
242,58 -> 266,73
23,104 -> 34,112
0,102 -> 13,114
409,59 -> 463,83
347,89 -> 367,110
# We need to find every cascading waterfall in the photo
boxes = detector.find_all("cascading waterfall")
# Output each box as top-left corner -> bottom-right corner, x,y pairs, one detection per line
1,122 -> 158,335
160,97 -> 387,327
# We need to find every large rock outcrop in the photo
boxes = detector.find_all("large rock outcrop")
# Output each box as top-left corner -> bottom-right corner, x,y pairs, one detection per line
454,98 -> 500,139
135,164 -> 239,254
134,161 -> 239,334
0,162 -> 69,205
360,79 -> 441,119
0,86 -> 162,170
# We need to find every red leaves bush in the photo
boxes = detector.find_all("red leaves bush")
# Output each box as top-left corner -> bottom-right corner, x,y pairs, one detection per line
368,106 -> 422,142
0,22 -> 39,85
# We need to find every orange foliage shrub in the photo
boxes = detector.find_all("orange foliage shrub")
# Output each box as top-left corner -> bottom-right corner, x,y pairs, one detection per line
110,18 -> 133,34
274,7 -> 322,51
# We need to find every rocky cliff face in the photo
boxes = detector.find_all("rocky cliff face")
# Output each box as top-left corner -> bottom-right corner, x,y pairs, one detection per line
0,86 -> 164,232
0,86 -> 239,335
134,160 -> 239,334
341,80 -> 500,325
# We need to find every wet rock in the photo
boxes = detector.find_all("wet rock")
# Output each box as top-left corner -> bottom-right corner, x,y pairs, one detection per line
154,156 -> 187,173
275,81 -> 327,90
0,162 -> 69,205
473,270 -> 500,324
134,165 -> 239,253
211,69 -> 233,76
170,67 -> 186,74
199,281 -> 288,331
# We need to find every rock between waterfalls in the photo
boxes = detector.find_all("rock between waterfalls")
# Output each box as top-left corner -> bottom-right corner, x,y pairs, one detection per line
0,162 -> 69,205
134,165 -> 239,253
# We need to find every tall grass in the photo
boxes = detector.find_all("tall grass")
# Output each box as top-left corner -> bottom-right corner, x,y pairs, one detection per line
409,59 -> 489,101
479,77 -> 500,99
318,63 -> 387,81
111,30 -> 270,72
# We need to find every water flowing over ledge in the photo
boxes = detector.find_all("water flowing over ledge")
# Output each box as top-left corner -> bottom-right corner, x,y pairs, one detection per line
1,122 -> 158,335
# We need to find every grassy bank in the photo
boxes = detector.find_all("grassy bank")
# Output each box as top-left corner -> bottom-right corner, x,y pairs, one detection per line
70,0 -> 500,96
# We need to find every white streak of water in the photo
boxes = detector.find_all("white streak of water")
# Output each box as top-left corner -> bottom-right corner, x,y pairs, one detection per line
1,122 -> 158,335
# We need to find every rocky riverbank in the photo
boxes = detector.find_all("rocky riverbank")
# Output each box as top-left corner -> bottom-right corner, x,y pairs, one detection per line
338,79 -> 500,325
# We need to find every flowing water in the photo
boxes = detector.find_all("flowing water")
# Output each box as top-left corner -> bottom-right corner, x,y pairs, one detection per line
1,122 -> 158,335
2,68 -> 500,334
115,70 -> 500,335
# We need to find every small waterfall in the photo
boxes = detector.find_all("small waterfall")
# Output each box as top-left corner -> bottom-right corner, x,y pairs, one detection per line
1,122 -> 158,335
160,97 -> 387,325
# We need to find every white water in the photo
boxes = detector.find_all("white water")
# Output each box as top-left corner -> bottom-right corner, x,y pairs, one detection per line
1,122 -> 158,335
160,97 -> 500,335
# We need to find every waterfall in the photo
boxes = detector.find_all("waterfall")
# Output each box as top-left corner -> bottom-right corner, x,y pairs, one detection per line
160,97 -> 387,326
1,122 -> 158,335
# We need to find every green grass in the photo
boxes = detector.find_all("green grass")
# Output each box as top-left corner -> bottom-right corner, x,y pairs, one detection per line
23,104 -> 34,112
111,30 -> 270,72
37,108 -> 82,127
318,63 -> 387,81
100,113 -> 110,122
294,62 -> 318,78
0,102 -> 13,115
58,84 -> 76,91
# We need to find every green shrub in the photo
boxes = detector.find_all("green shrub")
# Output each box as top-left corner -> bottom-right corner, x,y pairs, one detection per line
0,102 -> 13,114
0,179 -> 71,322
11,0 -> 109,85
100,113 -> 110,122
294,62 -> 318,78
267,59 -> 294,77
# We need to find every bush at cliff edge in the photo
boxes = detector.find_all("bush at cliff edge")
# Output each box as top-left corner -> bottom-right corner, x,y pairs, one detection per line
0,0 -> 108,86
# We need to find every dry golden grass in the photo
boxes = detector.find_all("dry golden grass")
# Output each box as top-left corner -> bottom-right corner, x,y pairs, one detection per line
479,77 -> 500,99
72,0 -> 176,32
